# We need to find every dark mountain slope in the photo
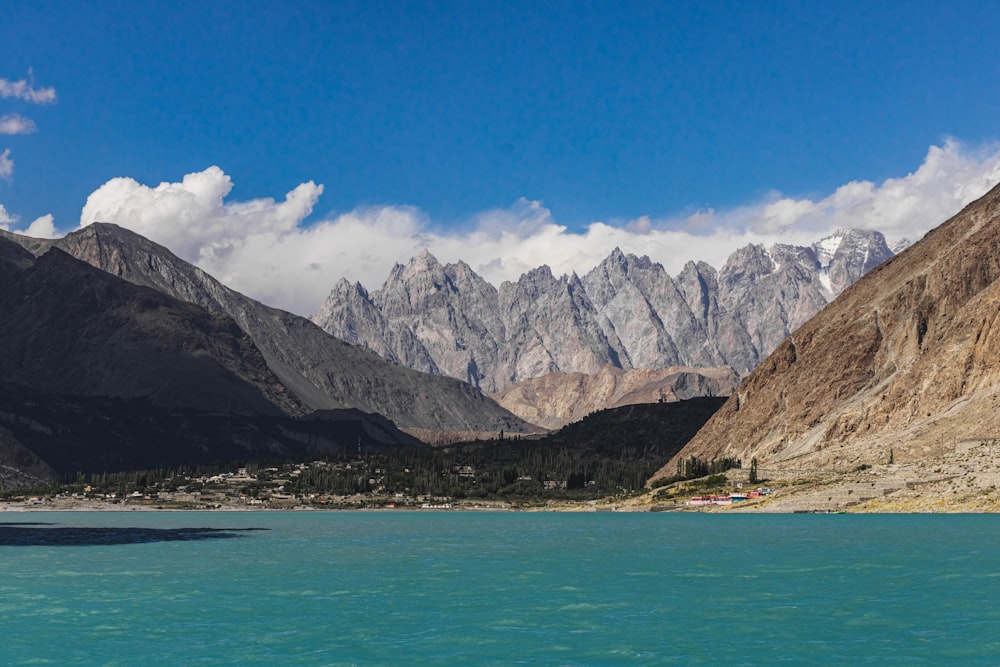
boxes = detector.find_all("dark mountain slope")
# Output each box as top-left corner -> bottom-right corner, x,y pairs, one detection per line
540,396 -> 726,455
0,422 -> 57,490
0,240 -> 301,416
0,379 -> 423,479
3,224 -> 531,434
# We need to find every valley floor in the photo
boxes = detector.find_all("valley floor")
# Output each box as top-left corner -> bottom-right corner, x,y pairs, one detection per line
629,438 -> 1000,513
8,437 -> 1000,513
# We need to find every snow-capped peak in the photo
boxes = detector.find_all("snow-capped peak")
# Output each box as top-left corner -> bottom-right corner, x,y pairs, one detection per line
813,231 -> 847,269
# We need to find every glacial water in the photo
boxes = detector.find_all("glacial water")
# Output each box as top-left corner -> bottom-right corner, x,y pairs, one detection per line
2,512 -> 999,665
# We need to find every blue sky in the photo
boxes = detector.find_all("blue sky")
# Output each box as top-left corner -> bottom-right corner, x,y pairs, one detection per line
3,1 -> 1000,314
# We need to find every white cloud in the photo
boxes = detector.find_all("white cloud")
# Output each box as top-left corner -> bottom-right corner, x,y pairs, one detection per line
74,140 -> 1000,317
737,140 -> 1000,244
0,204 -> 58,238
0,148 -> 12,179
0,203 -> 15,227
0,114 -> 37,135
0,76 -> 56,104
80,167 -> 323,261
23,214 -> 58,238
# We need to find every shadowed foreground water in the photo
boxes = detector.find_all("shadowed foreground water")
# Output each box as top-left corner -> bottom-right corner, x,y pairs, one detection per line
0,521 -> 266,546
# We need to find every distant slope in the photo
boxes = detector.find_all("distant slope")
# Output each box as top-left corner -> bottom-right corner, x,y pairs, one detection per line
651,182 -> 1000,483
1,224 -> 531,434
492,365 -> 737,430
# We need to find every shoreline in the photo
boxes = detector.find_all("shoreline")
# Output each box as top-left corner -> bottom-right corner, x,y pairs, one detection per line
8,437 -> 1000,515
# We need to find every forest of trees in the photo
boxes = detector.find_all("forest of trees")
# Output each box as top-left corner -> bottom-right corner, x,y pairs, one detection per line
5,397 -> 727,502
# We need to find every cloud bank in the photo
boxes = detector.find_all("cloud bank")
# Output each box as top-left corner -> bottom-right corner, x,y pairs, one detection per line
78,140 -> 1000,316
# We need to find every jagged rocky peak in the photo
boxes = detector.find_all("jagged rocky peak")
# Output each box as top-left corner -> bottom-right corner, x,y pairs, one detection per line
381,250 -> 448,297
768,243 -> 819,271
584,247 -> 665,306
312,278 -> 383,346
602,247 -> 660,274
720,243 -> 776,284
891,237 -> 912,254
401,248 -> 444,280
675,260 -> 718,322
374,249 -> 502,319
314,228 -> 897,393
448,258 -> 488,291
603,246 -> 637,275
316,278 -> 371,311
811,228 -> 894,294
337,276 -> 367,296
811,227 -> 888,266
511,262 -> 557,287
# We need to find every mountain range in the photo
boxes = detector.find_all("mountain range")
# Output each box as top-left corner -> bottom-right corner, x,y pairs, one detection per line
3,176 -> 997,508
313,229 -> 894,395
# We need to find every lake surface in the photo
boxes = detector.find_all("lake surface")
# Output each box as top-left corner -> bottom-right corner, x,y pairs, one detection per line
2,511 -> 999,665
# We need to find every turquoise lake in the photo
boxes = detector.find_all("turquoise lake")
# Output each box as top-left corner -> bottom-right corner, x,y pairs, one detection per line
2,511 -> 999,665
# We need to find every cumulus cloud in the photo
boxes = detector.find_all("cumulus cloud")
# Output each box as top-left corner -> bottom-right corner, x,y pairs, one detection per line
77,140 -> 1000,317
0,203 -> 56,237
81,167 -> 323,261
0,114 -> 37,135
0,75 -> 57,104
22,214 -> 58,238
0,148 -> 12,179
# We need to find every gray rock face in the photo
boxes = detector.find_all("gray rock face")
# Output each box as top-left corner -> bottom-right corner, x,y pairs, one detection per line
497,267 -> 626,387
314,229 -> 894,392
1,225 -> 530,434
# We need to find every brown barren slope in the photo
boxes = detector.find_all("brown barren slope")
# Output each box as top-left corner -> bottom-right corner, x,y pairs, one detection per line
652,182 -> 1000,483
493,365 -> 737,430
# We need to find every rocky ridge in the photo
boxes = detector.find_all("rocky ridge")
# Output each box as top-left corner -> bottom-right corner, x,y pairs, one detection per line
314,229 -> 893,393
